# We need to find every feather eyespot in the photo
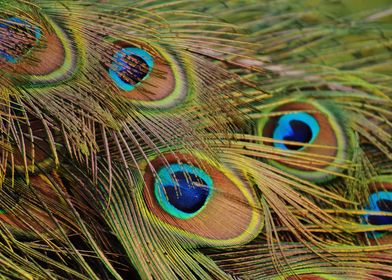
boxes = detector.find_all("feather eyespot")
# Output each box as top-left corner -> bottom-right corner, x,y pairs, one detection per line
256,100 -> 353,182
154,163 -> 213,219
104,41 -> 188,109
365,192 -> 392,226
140,153 -> 262,247
272,112 -> 320,151
109,47 -> 154,91
0,11 -> 81,87
362,178 -> 392,243
0,16 -> 41,63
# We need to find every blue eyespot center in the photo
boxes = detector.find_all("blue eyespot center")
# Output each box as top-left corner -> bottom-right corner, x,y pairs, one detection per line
154,164 -> 213,219
0,16 -> 41,63
273,112 -> 320,150
109,47 -> 154,91
365,191 -> 392,226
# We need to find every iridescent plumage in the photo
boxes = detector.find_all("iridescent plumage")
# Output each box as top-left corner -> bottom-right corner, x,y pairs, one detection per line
0,0 -> 391,279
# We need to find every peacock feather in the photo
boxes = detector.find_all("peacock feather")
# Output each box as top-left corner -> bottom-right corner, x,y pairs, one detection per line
0,0 -> 391,279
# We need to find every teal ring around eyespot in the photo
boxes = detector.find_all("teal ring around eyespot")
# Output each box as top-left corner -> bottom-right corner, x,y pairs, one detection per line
362,191 -> 391,239
273,112 -> 320,151
154,164 -> 213,220
108,47 -> 154,91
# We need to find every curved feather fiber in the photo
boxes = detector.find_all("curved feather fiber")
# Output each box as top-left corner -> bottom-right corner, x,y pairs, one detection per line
0,0 -> 391,279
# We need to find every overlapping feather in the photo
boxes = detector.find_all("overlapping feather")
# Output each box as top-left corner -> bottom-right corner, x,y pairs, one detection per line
0,0 -> 391,279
